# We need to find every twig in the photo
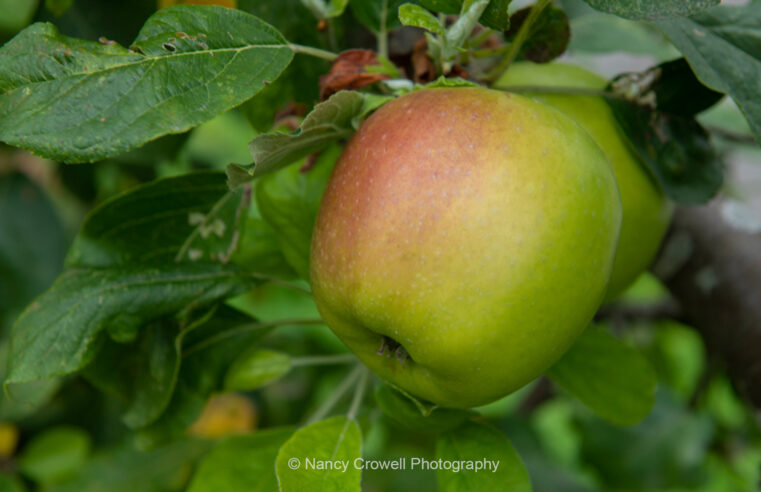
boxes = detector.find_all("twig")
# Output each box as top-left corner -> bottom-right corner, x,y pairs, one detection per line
305,364 -> 364,425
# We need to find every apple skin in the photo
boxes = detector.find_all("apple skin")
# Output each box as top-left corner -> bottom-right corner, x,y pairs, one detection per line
496,62 -> 673,300
310,87 -> 622,408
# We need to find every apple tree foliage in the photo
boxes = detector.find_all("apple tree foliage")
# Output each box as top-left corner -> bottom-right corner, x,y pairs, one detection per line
0,0 -> 760,491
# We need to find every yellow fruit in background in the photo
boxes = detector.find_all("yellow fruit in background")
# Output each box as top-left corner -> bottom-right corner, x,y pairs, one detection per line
188,393 -> 256,438
0,423 -> 19,458
496,62 -> 673,301
158,0 -> 236,9
311,87 -> 622,408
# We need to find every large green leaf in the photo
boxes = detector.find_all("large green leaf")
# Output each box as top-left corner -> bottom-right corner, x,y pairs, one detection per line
0,6 -> 293,162
547,326 -> 657,426
436,421 -> 531,492
188,428 -> 294,492
6,264 -> 256,384
275,416 -> 362,491
653,3 -> 761,144
66,171 -> 245,267
583,0 -> 718,20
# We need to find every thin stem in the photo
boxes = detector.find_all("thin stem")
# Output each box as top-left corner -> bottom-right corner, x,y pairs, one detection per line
247,273 -> 313,296
378,0 -> 389,59
291,353 -> 357,367
495,84 -> 629,101
486,0 -> 550,83
305,364 -> 364,425
347,368 -> 370,421
289,44 -> 338,61
469,28 -> 495,48
182,318 -> 324,357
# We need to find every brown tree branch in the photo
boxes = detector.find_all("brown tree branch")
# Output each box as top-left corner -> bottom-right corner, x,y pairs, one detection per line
652,200 -> 761,413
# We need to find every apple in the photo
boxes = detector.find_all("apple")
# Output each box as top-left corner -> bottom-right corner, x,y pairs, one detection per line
310,87 -> 622,408
496,62 -> 673,300
188,393 -> 256,438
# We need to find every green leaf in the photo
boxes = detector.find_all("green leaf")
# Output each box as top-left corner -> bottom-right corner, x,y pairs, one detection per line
505,5 -> 570,63
18,427 -> 90,485
652,4 -> 761,145
188,428 -> 294,492
417,0 -> 511,30
582,0 -> 718,20
301,0 -> 349,19
349,0 -> 407,33
578,388 -> 714,490
255,144 -> 340,279
606,98 -> 723,205
136,306 -> 273,447
225,349 -> 293,391
445,0 -> 489,52
420,76 -> 479,89
230,90 -> 389,183
647,58 -> 724,118
0,342 -> 61,421
6,263 -> 256,384
82,310 -> 217,429
399,4 -> 445,35
0,173 -> 67,330
276,416 -> 362,491
374,383 -> 472,433
547,326 -> 657,426
66,171 -> 245,267
0,6 -> 293,163
436,421 -> 531,492
49,439 -> 209,492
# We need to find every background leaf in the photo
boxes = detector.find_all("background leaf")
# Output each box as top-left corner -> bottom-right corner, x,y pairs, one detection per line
374,383 -> 472,433
0,173 -> 67,331
582,0 -> 719,20
275,416 -> 362,491
547,326 -> 657,426
505,5 -> 570,63
349,0 -> 408,33
188,428 -> 294,492
17,426 -> 90,485
254,144 -> 340,279
6,264 -> 256,384
136,306 -> 273,446
436,421 -> 531,492
607,98 -> 723,205
0,6 -> 293,162
49,439 -> 208,492
652,3 -> 761,144
224,349 -> 293,391
66,171 -> 243,267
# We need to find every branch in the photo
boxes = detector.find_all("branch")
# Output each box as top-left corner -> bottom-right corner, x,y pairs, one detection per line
652,200 -> 761,413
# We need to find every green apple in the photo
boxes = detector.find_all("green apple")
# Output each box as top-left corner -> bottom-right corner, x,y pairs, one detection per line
496,62 -> 673,300
310,87 -> 622,408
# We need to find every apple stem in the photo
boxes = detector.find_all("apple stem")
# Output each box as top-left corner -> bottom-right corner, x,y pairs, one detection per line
486,0 -> 551,83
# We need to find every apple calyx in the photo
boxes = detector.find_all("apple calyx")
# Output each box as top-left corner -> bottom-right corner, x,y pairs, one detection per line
377,336 -> 411,364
